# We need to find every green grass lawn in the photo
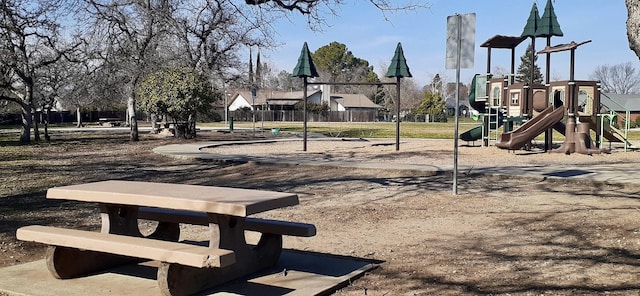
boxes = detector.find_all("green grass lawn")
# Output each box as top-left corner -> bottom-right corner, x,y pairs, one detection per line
4,119 -> 640,142
211,120 -> 640,141
205,121 -> 476,139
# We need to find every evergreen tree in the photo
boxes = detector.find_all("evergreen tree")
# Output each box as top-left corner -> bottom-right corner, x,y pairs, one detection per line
516,43 -> 543,84
255,50 -> 262,89
412,91 -> 447,122
311,41 -> 379,93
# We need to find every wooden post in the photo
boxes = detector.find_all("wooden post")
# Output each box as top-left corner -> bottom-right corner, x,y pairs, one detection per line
395,76 -> 400,151
303,77 -> 308,152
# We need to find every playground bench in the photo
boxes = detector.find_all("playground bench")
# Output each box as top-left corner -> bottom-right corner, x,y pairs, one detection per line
16,180 -> 313,296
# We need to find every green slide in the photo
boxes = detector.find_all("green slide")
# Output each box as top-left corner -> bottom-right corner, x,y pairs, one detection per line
459,74 -> 503,142
460,125 -> 483,142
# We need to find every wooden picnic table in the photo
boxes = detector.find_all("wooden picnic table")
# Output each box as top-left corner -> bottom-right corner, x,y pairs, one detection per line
97,118 -> 122,127
17,180 -> 315,296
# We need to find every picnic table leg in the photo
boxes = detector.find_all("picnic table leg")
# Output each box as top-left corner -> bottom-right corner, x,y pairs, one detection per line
100,204 -> 180,241
45,246 -> 135,279
44,205 -> 181,279
157,214 -> 283,296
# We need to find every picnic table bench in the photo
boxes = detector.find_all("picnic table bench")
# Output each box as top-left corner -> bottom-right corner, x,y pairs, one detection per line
16,180 -> 316,296
97,118 -> 122,127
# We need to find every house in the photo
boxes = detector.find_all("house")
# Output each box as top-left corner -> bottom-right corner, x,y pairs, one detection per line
600,92 -> 640,125
266,89 -> 322,110
227,86 -> 381,113
330,94 -> 383,111
227,91 -> 267,111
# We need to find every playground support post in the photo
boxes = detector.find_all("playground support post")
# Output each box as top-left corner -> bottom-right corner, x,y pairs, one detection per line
544,36 -> 553,151
526,36 -> 535,121
396,76 -> 400,151
303,77 -> 308,151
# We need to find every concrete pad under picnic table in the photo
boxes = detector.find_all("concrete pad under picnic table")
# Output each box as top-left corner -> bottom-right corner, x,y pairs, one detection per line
0,249 -> 380,296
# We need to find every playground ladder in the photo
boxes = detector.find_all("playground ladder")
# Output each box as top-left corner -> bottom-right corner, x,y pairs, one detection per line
599,93 -> 631,151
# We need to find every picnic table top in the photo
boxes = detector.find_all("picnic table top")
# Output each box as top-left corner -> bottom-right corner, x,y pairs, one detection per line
46,180 -> 299,217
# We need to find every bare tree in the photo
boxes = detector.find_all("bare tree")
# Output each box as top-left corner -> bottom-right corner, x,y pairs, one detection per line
0,0 -> 78,143
34,56 -> 71,140
378,61 -> 421,115
245,0 -> 428,26
83,0 -> 172,141
590,62 -> 640,94
169,1 -> 275,87
83,0 -> 280,141
492,66 -> 508,77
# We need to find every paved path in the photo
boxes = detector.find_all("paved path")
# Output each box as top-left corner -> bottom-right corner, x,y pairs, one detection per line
154,139 -> 640,186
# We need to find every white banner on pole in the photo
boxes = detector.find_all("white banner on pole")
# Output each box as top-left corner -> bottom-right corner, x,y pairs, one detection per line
445,13 -> 476,69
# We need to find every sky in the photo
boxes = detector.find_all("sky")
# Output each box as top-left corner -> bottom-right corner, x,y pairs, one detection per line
260,0 -> 637,88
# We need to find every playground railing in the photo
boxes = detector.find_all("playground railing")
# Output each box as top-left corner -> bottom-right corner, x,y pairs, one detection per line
599,93 -> 630,151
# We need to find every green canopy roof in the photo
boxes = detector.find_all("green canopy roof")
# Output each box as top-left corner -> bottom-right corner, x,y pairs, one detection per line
292,42 -> 318,78
535,0 -> 563,37
385,42 -> 412,78
521,2 -> 540,38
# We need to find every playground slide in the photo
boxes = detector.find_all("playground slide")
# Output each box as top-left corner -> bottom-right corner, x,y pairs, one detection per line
495,106 -> 565,150
582,116 -> 629,144
460,125 -> 483,142
460,74 -> 493,142
603,125 -> 626,142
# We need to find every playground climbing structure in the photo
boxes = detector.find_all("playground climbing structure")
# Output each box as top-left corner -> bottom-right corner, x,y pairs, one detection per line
460,1 -> 631,154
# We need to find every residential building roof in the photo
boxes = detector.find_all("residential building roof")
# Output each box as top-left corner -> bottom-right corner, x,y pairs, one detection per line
331,94 -> 382,109
266,90 -> 320,101
601,93 -> 640,112
228,88 -> 382,110
232,90 -> 268,105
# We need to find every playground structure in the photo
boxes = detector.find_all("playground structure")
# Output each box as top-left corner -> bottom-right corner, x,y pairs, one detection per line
461,2 -> 631,154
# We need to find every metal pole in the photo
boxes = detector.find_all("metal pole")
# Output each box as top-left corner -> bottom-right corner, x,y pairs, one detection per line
525,36 -> 536,120
453,13 -> 461,195
510,47 -> 516,84
395,76 -> 400,151
544,36 -> 552,151
303,77 -> 308,151
224,93 -> 228,127
486,46 -> 491,74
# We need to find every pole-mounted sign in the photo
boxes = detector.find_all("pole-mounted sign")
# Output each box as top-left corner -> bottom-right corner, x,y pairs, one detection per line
446,13 -> 476,195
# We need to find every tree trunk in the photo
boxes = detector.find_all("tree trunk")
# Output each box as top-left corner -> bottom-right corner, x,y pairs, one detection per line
187,114 -> 196,139
33,110 -> 40,141
44,108 -> 51,141
19,90 -> 32,144
627,0 -> 640,59
150,113 -> 159,134
127,95 -> 139,141
174,121 -> 187,139
76,107 -> 83,128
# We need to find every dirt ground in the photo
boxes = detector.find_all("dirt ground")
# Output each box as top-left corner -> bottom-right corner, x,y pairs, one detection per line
3,130 -> 640,295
